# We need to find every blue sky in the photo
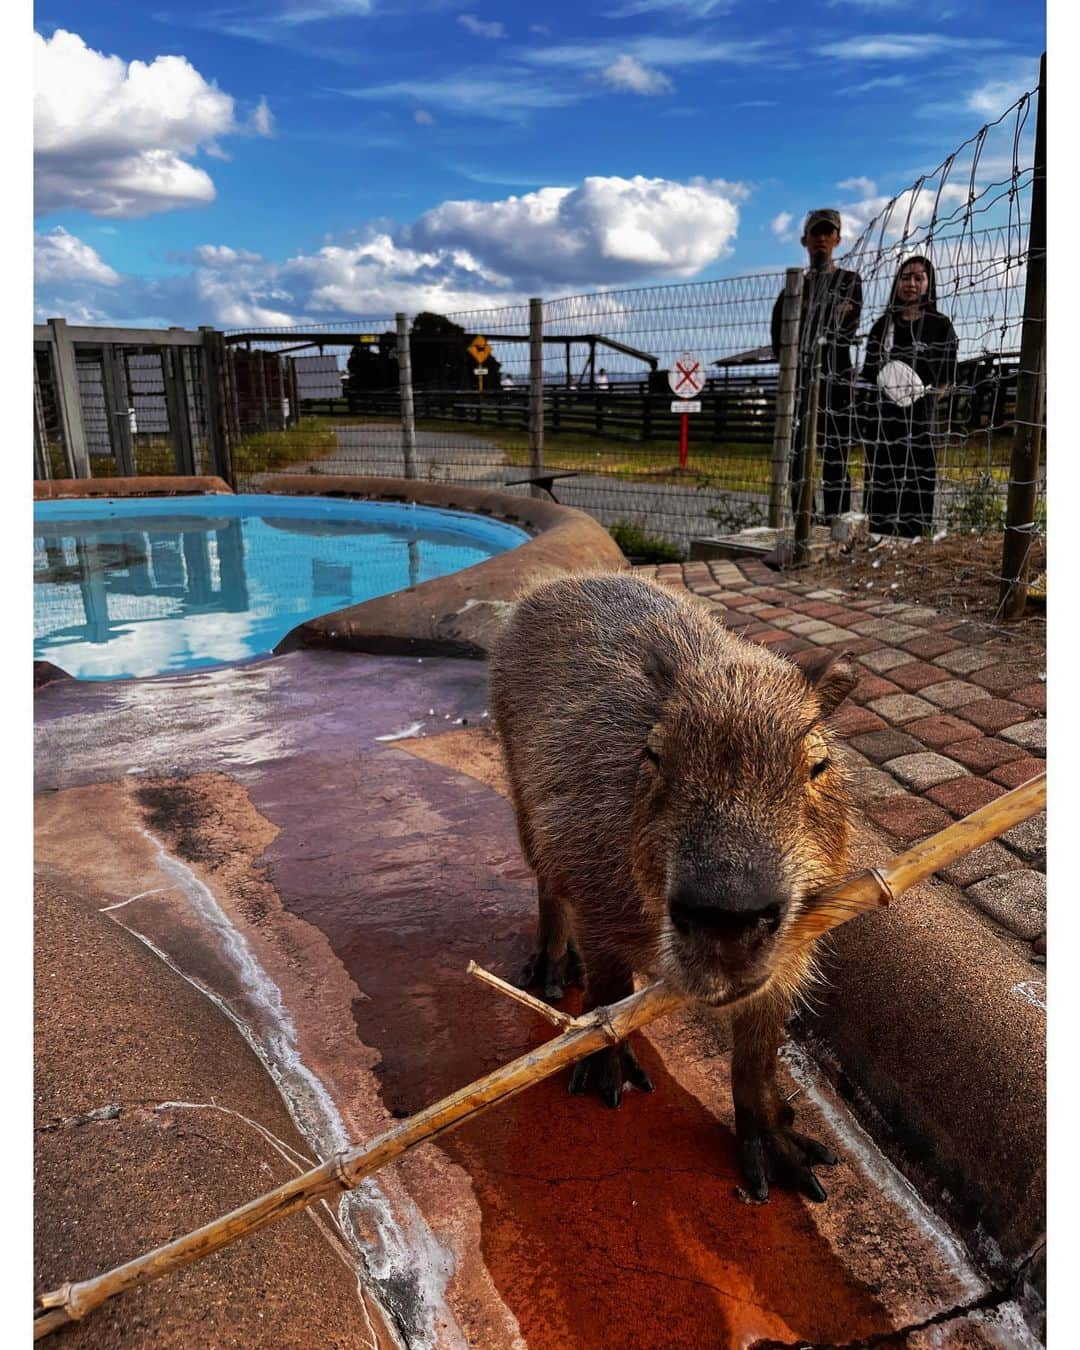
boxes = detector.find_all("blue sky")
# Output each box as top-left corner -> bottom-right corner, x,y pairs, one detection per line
32,0 -> 1045,329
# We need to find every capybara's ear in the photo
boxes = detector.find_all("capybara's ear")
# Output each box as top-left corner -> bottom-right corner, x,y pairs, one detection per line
642,646 -> 677,696
790,649 -> 859,717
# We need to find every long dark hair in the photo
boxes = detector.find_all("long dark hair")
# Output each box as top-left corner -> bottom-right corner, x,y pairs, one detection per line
888,254 -> 941,315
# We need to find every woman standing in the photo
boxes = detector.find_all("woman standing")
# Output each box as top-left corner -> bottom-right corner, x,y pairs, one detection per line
860,256 -> 958,537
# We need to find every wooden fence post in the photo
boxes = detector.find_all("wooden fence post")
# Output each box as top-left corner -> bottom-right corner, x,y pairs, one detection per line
162,346 -> 197,476
46,318 -> 90,479
770,267 -> 802,528
396,313 -> 418,479
199,328 -> 235,488
529,297 -> 544,497
794,338 -> 823,565
34,356 -> 52,480
998,52 -> 1046,620
100,344 -> 135,476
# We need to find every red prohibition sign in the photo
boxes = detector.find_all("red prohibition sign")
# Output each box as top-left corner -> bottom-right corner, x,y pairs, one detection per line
668,352 -> 704,397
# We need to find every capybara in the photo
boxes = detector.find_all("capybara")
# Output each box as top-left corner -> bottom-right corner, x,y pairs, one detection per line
489,572 -> 857,1201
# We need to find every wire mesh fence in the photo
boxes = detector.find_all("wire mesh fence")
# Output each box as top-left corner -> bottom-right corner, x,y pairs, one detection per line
36,69 -> 1045,617
33,325 -> 219,481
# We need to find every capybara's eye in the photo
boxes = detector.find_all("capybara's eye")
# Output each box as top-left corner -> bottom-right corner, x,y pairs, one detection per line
809,757 -> 830,781
643,745 -> 661,769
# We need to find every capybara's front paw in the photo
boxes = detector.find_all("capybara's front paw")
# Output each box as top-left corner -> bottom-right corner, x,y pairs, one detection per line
517,943 -> 583,1001
735,1106 -> 837,1203
567,1042 -> 654,1109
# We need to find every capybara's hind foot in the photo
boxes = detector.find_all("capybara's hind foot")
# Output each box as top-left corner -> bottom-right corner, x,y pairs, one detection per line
735,1106 -> 837,1204
568,1042 -> 654,1109
517,944 -> 583,1001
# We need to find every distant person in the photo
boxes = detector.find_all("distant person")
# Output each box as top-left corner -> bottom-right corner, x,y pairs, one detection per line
859,254 -> 958,537
771,208 -> 863,521
596,367 -> 609,390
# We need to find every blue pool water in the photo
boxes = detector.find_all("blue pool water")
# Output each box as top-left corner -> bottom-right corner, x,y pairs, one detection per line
34,493 -> 529,680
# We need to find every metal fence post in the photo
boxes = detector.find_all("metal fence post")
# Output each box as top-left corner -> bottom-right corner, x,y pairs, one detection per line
770,267 -> 802,528
998,51 -> 1046,621
396,313 -> 418,479
46,317 -> 90,478
529,297 -> 544,497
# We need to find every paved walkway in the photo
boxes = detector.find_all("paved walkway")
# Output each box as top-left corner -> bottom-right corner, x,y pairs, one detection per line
633,559 -> 1047,962
273,425 -> 772,547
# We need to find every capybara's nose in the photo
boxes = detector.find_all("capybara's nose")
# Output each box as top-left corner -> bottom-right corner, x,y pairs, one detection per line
668,877 -> 786,940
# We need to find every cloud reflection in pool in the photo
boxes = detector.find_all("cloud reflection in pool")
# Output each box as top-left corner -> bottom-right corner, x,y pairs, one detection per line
34,493 -> 528,680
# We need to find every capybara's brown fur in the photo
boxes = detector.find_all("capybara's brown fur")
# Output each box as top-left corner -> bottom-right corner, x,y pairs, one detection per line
489,571 -> 858,1200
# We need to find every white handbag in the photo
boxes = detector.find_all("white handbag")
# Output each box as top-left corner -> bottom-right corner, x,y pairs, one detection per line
875,320 -> 928,408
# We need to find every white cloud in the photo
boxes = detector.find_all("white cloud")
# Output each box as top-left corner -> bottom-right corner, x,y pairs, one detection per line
279,234 -> 514,315
35,175 -> 750,327
411,174 -> 744,287
817,34 -> 1004,60
339,76 -> 580,117
606,0 -> 734,13
967,66 -> 1038,116
824,0 -> 912,9
414,108 -> 435,125
770,211 -> 793,240
193,244 -> 264,265
601,55 -> 672,96
249,97 -> 275,136
528,36 -> 768,70
837,176 -> 877,196
34,28 -> 272,218
838,181 -> 971,244
839,74 -> 908,94
458,15 -> 506,39
35,227 -> 119,286
277,0 -> 374,23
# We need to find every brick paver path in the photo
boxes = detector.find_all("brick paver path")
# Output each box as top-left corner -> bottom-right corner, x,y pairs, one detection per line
633,559 -> 1047,964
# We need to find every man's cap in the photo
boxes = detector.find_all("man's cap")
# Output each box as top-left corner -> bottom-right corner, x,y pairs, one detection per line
803,208 -> 841,234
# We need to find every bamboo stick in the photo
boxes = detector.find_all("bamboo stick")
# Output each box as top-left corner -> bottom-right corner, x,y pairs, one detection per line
788,769 -> 1047,944
465,958 -> 577,1029
35,772 -> 1045,1338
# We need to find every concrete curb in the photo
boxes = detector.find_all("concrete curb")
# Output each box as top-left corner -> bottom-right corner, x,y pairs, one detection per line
799,835 -> 1045,1276
35,475 -> 233,500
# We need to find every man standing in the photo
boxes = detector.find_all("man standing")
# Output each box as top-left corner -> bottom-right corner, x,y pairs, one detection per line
771,209 -> 862,522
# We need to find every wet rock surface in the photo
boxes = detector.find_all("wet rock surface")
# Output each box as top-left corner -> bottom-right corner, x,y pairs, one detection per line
34,877 -> 392,1349
35,652 -> 1040,1347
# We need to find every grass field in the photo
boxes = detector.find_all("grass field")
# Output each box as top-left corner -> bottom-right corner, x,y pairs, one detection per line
43,415 -> 1027,509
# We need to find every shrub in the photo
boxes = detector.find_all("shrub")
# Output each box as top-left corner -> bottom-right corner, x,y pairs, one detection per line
608,521 -> 686,563
945,473 -> 1007,533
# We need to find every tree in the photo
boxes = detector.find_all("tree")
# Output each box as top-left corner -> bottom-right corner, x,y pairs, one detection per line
408,312 -> 501,389
344,332 -> 397,410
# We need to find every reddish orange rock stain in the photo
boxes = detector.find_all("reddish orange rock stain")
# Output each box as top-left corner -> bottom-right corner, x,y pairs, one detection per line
273,746 -> 892,1348
439,1036 -> 889,1349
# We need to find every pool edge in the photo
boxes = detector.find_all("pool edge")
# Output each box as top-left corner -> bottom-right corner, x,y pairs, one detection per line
259,475 -> 629,659
35,475 -> 234,501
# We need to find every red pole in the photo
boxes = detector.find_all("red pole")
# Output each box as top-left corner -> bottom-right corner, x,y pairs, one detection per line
679,411 -> 688,469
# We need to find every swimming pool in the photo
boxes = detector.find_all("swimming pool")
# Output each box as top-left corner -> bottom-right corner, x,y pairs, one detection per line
34,493 -> 530,680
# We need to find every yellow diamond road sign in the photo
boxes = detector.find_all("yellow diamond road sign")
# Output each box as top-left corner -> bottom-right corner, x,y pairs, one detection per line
468,335 -> 491,364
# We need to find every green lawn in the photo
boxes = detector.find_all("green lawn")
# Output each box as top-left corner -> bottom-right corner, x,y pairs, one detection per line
41,415 -> 1032,500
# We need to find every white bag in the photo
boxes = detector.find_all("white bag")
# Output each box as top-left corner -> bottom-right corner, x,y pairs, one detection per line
875,318 -> 927,408
877,358 -> 927,408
